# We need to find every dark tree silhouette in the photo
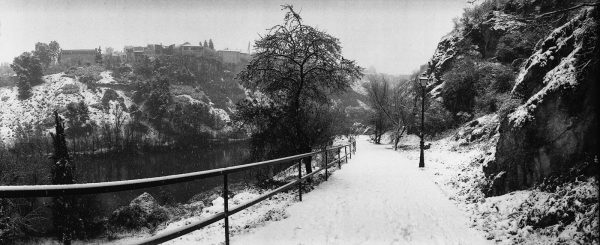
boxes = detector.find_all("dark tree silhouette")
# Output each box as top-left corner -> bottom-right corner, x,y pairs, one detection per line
235,5 -> 362,174
33,42 -> 52,68
95,46 -> 102,64
145,75 -> 171,124
49,41 -> 61,64
49,111 -> 77,245
11,52 -> 43,100
65,101 -> 93,137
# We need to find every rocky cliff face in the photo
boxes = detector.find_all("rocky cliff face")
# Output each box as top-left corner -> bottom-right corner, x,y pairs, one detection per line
483,7 -> 599,196
427,11 -> 526,97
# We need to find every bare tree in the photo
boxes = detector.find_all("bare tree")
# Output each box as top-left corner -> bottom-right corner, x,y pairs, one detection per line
366,75 -> 416,149
111,103 -> 126,149
236,4 -> 363,174
366,75 -> 392,144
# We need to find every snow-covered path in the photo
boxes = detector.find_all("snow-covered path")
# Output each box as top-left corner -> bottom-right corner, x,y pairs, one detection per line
233,136 -> 491,245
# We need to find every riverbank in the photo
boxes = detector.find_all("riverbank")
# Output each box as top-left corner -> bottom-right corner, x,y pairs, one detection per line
5,137 -> 354,244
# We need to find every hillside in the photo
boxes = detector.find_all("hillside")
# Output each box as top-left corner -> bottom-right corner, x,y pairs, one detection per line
0,68 -> 233,145
423,0 -> 598,193
1,72 -> 130,142
0,64 -> 371,146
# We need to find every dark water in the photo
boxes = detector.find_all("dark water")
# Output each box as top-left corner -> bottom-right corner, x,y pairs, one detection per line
72,142 -> 253,214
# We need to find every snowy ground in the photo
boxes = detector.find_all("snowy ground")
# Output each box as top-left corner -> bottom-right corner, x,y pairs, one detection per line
108,190 -> 298,245
396,130 -> 599,245
35,129 -> 595,244
100,135 -> 489,245
232,136 -> 491,245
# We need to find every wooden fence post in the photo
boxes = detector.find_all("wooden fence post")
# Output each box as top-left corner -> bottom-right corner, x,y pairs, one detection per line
344,145 -> 348,163
298,160 -> 302,201
337,149 -> 341,169
349,143 -> 352,159
324,149 -> 328,181
223,174 -> 230,245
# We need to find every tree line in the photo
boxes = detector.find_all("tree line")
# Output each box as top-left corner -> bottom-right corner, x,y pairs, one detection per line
10,41 -> 61,99
363,66 -> 458,147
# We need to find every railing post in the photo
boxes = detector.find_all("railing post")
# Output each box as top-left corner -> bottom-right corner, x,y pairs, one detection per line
344,145 -> 348,163
349,143 -> 352,159
324,149 -> 328,181
223,174 -> 230,245
297,159 -> 302,201
337,148 -> 341,169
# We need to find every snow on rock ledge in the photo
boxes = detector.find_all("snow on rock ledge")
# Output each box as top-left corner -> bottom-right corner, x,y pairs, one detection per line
484,8 -> 599,196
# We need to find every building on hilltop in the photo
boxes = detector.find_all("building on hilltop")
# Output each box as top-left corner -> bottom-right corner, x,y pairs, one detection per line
0,62 -> 14,76
124,46 -> 147,63
145,44 -> 175,57
123,42 -> 211,63
102,50 -> 125,68
120,42 -> 252,65
217,50 -> 251,64
175,42 -> 211,57
60,49 -> 98,67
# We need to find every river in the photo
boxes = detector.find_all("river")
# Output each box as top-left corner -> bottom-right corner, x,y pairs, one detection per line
70,141 -> 253,215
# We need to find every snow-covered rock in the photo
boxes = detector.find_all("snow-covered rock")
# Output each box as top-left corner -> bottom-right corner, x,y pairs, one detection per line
427,10 -> 525,98
429,30 -> 462,84
109,192 -> 170,231
453,114 -> 499,143
482,11 -> 526,32
420,131 -> 597,245
350,79 -> 368,96
485,8 -> 599,196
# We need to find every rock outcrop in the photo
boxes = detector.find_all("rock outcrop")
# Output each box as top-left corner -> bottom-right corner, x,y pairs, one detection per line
427,11 -> 526,97
484,8 -> 599,196
453,114 -> 499,144
108,192 -> 170,231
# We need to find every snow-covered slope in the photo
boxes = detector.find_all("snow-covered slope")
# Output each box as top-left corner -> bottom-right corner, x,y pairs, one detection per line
0,73 -> 131,143
0,70 -> 235,144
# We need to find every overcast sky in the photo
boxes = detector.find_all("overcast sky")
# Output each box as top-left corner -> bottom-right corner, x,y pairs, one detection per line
0,0 -> 468,74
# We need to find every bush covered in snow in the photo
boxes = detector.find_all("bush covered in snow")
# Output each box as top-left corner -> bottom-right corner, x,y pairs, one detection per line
472,177 -> 599,244
108,192 -> 170,232
65,65 -> 103,84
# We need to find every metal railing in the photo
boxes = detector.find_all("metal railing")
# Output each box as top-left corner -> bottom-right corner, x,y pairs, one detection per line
0,140 -> 357,245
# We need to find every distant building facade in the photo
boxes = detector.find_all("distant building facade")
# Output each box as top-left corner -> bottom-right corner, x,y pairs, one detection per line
103,51 -> 124,68
119,42 -> 252,66
124,46 -> 146,63
175,42 -> 209,57
0,62 -> 14,76
123,42 -> 211,62
60,49 -> 97,66
217,50 -> 251,64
